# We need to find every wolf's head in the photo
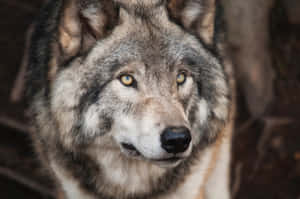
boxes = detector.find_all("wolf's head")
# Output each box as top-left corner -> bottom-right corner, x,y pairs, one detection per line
38,0 -> 230,169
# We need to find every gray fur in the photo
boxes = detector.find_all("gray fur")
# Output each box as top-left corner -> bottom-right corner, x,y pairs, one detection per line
26,0 -> 233,198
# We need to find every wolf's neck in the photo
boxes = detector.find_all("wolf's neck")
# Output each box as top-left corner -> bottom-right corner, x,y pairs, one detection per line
97,151 -> 167,196
51,146 -> 210,199
93,149 -> 211,199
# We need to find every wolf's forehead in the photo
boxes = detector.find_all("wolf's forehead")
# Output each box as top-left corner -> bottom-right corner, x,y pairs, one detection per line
87,13 -> 208,75
96,32 -> 198,64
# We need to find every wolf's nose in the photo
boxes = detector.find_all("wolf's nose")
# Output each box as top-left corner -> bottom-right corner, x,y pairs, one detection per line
161,127 -> 191,154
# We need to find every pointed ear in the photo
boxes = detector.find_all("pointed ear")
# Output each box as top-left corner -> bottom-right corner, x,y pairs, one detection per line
57,0 -> 118,61
167,0 -> 216,46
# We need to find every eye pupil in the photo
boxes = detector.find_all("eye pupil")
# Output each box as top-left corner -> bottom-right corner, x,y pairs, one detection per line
120,74 -> 134,86
177,73 -> 186,85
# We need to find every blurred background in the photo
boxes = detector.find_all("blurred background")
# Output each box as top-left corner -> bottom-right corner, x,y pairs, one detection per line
0,0 -> 299,198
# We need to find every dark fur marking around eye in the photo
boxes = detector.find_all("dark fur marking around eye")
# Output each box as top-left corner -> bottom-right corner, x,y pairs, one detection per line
79,86 -> 101,113
108,60 -> 123,73
182,57 -> 198,67
181,53 -> 208,73
198,79 -> 217,105
79,77 -> 112,111
196,79 -> 203,96
182,53 -> 225,110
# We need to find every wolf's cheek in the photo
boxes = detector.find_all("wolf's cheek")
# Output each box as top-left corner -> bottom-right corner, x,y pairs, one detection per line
111,80 -> 140,102
83,105 -> 108,137
177,77 -> 194,98
189,99 -> 210,145
50,68 -> 85,141
196,99 -> 209,125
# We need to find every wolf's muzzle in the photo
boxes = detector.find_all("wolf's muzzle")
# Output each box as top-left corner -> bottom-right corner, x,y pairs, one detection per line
160,126 -> 191,154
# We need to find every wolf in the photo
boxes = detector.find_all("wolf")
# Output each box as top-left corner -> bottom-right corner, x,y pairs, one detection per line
26,0 -> 235,199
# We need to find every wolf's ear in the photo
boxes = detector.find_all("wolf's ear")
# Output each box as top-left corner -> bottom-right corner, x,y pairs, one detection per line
57,0 -> 118,61
167,0 -> 216,46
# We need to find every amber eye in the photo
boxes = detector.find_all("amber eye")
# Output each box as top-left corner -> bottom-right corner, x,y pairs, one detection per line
120,74 -> 135,86
176,72 -> 187,85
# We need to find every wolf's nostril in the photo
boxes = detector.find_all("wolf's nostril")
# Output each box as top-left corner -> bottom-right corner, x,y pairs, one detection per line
160,126 -> 191,154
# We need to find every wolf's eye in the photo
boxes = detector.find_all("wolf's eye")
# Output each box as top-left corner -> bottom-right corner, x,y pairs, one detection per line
176,72 -> 186,85
120,74 -> 135,86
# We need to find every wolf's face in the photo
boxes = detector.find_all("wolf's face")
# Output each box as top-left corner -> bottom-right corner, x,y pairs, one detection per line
27,0 -> 232,197
50,4 -> 229,169
28,0 -> 230,175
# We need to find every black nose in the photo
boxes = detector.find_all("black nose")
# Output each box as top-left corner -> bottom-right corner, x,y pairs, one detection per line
161,126 -> 191,154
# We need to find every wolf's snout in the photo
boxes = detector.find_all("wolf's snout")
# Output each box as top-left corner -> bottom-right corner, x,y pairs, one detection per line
160,127 -> 191,154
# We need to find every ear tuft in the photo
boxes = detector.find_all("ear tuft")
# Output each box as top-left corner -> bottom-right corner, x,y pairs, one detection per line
167,0 -> 216,46
57,0 -> 118,62
59,0 -> 82,59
